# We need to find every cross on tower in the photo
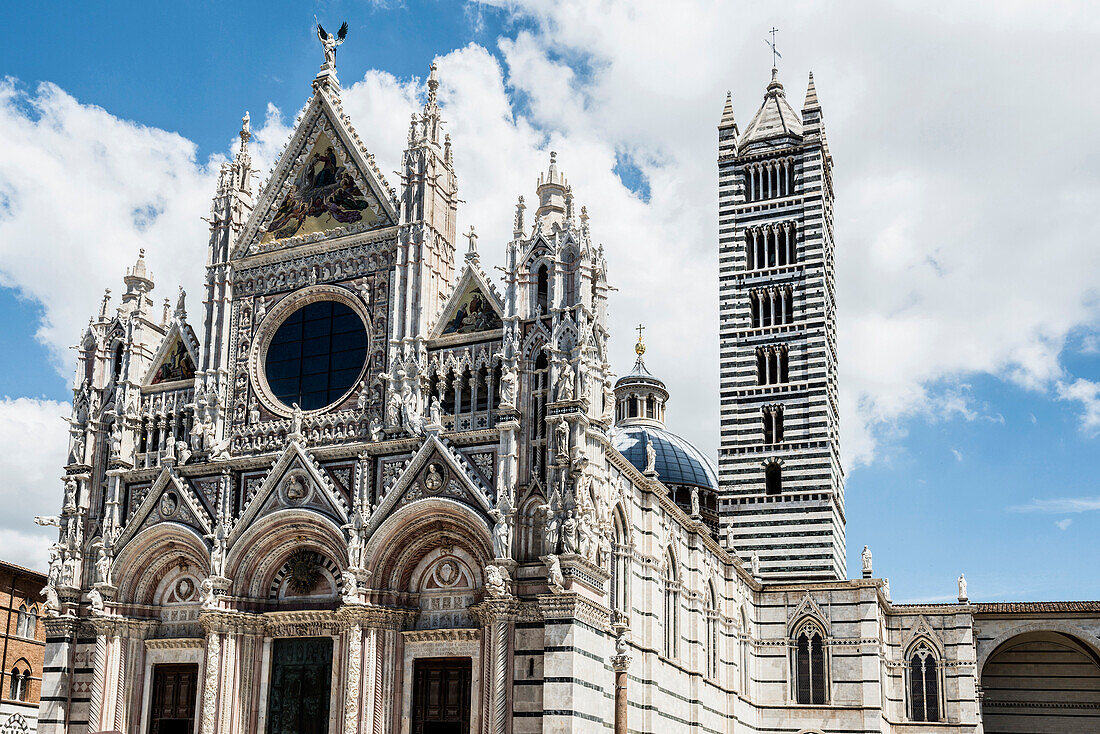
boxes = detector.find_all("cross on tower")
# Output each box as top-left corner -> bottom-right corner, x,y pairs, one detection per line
765,27 -> 782,69
636,323 -> 645,342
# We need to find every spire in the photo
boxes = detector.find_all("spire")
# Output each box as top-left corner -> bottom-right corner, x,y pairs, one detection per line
803,71 -> 820,112
614,322 -> 669,428
535,151 -> 568,227
719,91 -> 737,129
737,67 -> 803,150
420,63 -> 443,145
121,248 -> 154,314
513,195 -> 526,238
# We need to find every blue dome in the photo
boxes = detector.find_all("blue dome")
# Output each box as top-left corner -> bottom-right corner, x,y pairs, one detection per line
610,425 -> 718,491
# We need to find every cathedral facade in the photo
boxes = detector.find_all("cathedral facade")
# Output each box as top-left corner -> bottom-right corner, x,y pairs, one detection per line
33,43 -> 1100,734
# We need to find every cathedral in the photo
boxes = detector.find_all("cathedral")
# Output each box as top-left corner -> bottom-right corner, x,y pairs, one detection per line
33,37 -> 1100,734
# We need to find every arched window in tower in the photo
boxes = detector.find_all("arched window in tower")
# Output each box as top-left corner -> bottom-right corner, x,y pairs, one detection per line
646,395 -> 656,419
765,462 -> 782,496
908,643 -> 941,722
111,342 -> 124,382
536,264 -> 549,315
16,603 -> 37,638
762,405 -> 783,444
706,582 -> 719,680
663,548 -> 679,659
792,622 -> 827,704
561,249 -> 578,306
531,353 -> 550,484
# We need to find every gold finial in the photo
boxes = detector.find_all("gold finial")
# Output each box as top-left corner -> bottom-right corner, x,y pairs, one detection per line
635,323 -> 646,356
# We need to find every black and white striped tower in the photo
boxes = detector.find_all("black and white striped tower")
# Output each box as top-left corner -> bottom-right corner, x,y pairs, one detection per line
716,69 -> 845,581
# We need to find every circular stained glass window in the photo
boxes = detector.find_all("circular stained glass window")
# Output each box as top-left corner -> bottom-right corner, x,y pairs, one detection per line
264,300 -> 368,411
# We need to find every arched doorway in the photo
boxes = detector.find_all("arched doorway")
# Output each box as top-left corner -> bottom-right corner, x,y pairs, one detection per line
981,631 -> 1100,733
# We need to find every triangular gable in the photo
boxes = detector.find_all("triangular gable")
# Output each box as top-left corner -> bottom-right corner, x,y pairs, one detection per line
144,322 -> 198,387
430,266 -> 504,339
115,467 -> 212,552
231,441 -> 350,542
234,89 -> 398,259
365,435 -> 493,538
902,615 -> 945,657
787,592 -> 829,634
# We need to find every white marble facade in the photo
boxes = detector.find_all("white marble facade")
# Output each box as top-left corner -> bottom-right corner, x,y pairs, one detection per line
34,41 -> 1100,734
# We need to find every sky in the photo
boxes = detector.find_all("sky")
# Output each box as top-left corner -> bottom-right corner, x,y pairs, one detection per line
0,0 -> 1097,602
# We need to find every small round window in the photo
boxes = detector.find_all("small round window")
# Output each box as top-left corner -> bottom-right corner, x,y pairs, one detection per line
264,300 -> 367,411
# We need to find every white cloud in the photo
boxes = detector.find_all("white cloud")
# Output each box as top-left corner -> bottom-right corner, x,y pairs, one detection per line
1057,378 -> 1100,434
1009,497 -> 1100,513
951,449 -> 963,462
1055,518 -> 1073,530
0,397 -> 70,571
0,2 -> 1097,561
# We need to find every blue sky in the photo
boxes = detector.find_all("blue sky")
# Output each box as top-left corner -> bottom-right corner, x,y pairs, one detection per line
0,1 -> 1098,601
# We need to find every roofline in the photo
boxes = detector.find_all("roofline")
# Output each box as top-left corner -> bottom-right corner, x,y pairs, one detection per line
0,558 -> 47,581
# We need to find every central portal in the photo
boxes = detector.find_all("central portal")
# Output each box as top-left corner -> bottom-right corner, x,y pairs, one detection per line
266,637 -> 333,734
412,658 -> 472,734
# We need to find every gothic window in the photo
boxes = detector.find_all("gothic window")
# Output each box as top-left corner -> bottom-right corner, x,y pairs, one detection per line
15,603 -> 36,638
762,405 -> 783,445
756,346 -> 789,386
530,353 -> 550,484
611,510 -> 629,615
765,462 -> 782,496
111,342 -> 124,382
561,249 -> 578,306
663,549 -> 680,659
536,265 -> 549,315
8,663 -> 30,702
475,365 -> 490,413
518,496 -> 545,561
908,643 -> 941,722
458,367 -> 472,414
793,622 -> 827,704
706,583 -> 719,679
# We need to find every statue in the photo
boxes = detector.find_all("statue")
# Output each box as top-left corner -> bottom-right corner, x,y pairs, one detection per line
369,415 -> 383,442
61,551 -> 77,587
69,431 -> 85,465
254,296 -> 267,323
316,22 -> 348,70
41,583 -> 60,614
190,416 -> 204,452
499,368 -> 517,408
485,564 -> 510,599
200,577 -> 218,609
883,577 -> 892,601
554,419 -> 569,461
615,628 -> 630,655
95,547 -> 111,585
644,438 -> 657,474
555,367 -> 575,401
47,546 -> 63,587
63,479 -> 77,512
35,515 -> 60,529
110,420 -> 123,457
400,382 -> 423,435
356,381 -> 369,410
489,507 -> 512,560
285,475 -> 307,502
541,503 -> 559,555
88,587 -> 105,615
290,403 -> 303,436
248,400 -> 260,425
340,570 -> 360,605
690,487 -> 701,517
750,551 -> 760,578
576,511 -> 591,559
561,510 -> 578,554
357,282 -> 372,310
861,545 -> 873,578
207,521 -> 228,577
958,573 -> 968,602
429,395 -> 442,427
545,554 -> 564,593
176,439 -> 191,465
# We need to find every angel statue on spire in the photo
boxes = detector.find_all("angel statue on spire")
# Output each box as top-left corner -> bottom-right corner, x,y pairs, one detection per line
317,22 -> 349,70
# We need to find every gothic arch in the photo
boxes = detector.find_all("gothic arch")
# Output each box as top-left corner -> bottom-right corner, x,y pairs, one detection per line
362,497 -> 492,597
224,508 -> 347,598
112,522 -> 208,605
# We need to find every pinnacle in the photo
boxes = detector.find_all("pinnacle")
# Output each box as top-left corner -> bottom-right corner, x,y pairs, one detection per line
720,91 -> 737,128
803,71 -> 820,110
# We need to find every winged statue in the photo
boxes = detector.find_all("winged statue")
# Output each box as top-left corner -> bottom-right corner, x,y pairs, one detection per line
317,22 -> 349,70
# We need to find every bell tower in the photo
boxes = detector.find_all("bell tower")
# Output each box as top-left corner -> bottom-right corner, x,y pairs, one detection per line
716,69 -> 845,581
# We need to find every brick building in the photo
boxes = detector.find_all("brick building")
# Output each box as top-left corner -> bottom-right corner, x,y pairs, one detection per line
1,559 -> 46,732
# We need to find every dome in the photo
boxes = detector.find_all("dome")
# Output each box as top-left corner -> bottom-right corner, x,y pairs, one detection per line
610,425 -> 718,492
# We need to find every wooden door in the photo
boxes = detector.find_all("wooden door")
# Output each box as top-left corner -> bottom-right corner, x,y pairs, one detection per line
412,658 -> 472,734
148,663 -> 198,734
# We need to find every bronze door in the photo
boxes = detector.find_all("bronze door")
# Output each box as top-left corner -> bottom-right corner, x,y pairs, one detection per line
412,658 -> 472,734
148,663 -> 198,734
266,637 -> 333,734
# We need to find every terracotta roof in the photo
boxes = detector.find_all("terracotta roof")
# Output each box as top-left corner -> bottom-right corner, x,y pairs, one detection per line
0,557 -> 47,581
